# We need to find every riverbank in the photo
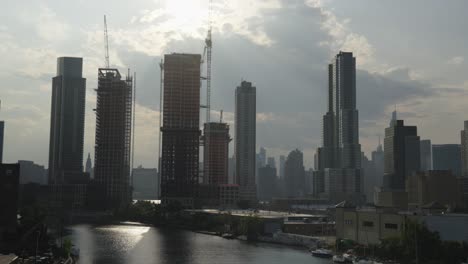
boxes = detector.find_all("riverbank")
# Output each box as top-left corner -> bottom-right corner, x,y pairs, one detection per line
66,224 -> 331,264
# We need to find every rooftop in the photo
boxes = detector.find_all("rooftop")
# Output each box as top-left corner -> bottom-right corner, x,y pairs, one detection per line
185,209 -> 326,219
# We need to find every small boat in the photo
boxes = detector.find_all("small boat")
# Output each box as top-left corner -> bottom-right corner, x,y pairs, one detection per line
221,233 -> 235,239
333,255 -> 351,263
343,253 -> 356,262
353,259 -> 382,264
311,248 -> 333,258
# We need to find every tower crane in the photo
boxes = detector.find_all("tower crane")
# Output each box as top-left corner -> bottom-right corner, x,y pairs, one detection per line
201,0 -> 213,123
104,15 -> 110,68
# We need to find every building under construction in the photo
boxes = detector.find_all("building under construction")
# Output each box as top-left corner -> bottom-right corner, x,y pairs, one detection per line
160,54 -> 201,207
94,68 -> 132,209
202,122 -> 231,185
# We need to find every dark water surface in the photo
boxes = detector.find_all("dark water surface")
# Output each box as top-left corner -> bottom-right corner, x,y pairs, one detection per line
68,223 -> 330,264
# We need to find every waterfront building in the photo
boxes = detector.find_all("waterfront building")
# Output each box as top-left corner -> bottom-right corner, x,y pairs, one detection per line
132,166 -> 159,200
94,68 -> 133,208
48,57 -> 86,184
315,51 -> 362,203
235,81 -> 257,202
160,54 -> 201,207
202,122 -> 231,185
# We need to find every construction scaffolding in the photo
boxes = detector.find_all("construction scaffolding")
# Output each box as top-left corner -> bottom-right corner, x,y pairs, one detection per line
94,68 -> 133,208
201,122 -> 231,185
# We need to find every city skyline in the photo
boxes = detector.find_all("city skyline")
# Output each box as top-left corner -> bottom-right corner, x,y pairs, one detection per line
2,1 -> 468,169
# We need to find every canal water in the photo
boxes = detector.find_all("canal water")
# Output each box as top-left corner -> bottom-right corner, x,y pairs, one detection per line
68,222 -> 331,264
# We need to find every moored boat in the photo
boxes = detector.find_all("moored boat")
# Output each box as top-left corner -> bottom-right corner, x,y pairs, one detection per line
311,248 -> 333,258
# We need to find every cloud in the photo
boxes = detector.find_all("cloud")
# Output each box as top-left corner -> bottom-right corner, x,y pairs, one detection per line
2,0 -> 468,169
447,56 -> 464,65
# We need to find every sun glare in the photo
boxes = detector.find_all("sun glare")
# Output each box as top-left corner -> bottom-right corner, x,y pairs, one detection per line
164,0 -> 208,35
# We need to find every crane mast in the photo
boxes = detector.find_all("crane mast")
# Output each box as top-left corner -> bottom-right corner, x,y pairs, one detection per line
104,15 -> 110,68
205,0 -> 213,123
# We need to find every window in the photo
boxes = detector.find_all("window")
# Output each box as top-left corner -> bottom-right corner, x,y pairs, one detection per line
363,221 -> 374,227
344,219 -> 353,225
385,223 -> 398,229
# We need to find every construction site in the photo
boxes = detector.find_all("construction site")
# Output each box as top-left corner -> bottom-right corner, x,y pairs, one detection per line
94,68 -> 133,209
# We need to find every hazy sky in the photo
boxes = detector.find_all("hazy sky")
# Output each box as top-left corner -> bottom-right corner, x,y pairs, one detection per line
2,0 -> 468,169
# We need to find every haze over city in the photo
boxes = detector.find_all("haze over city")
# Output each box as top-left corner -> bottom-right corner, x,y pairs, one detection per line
3,0 -> 468,169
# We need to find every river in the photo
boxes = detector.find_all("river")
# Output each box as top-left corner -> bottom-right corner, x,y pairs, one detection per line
67,222 -> 331,264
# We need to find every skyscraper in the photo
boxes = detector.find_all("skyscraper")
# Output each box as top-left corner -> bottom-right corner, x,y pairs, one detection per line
85,153 -> 92,175
432,144 -> 461,177
0,121 -> 4,163
315,51 -> 362,202
371,142 -> 384,189
258,165 -> 277,201
160,54 -> 201,207
420,139 -> 433,171
383,120 -> 420,190
94,68 -> 133,208
279,155 -> 286,179
461,121 -> 468,177
235,80 -> 256,201
48,57 -> 86,184
267,156 -> 276,169
284,149 -> 305,197
202,122 -> 231,185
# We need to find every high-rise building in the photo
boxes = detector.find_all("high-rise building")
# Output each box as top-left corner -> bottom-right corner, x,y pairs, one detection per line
279,155 -> 286,179
258,165 -> 277,201
235,80 -> 256,201
85,153 -> 92,175
420,139 -> 433,171
258,147 -> 266,167
284,149 -> 305,197
160,54 -> 201,207
0,121 -> 4,163
94,68 -> 133,208
18,160 -> 47,185
383,120 -> 420,190
202,122 -> 231,185
362,152 -> 374,202
228,155 -> 235,184
371,142 -> 384,189
132,166 -> 159,200
315,51 -> 362,202
432,144 -> 461,177
267,157 -> 276,169
406,170 -> 461,209
461,121 -> 468,177
0,163 -> 20,246
48,57 -> 86,184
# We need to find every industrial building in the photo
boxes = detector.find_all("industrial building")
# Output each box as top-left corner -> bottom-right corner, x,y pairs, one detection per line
94,68 -> 133,209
